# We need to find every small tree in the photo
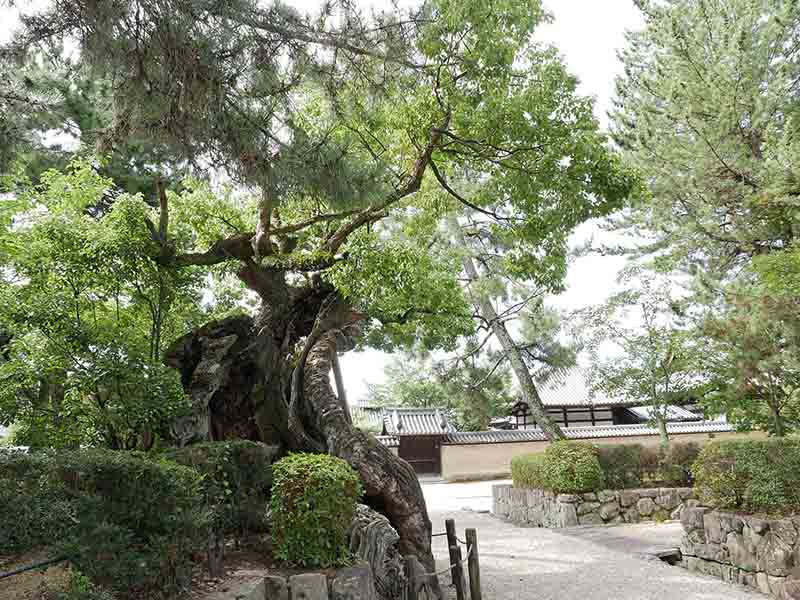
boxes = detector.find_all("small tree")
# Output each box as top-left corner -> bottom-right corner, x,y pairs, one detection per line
578,269 -> 701,448
700,290 -> 800,437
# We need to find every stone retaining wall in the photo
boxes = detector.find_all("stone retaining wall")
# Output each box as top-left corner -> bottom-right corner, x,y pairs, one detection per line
680,506 -> 800,599
240,563 -> 376,600
492,483 -> 694,527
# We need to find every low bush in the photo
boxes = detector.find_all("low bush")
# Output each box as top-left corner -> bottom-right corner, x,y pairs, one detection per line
0,450 -> 76,553
511,452 -> 547,489
57,571 -> 116,600
165,440 -> 278,537
271,453 -> 362,568
0,448 -> 208,598
692,439 -> 800,513
596,444 -> 643,489
595,442 -> 701,489
543,441 -> 605,493
661,442 -> 701,486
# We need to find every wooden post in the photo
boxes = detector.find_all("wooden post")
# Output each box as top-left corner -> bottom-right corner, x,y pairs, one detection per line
445,519 -> 459,585
466,528 -> 481,600
453,545 -> 467,600
404,555 -> 419,600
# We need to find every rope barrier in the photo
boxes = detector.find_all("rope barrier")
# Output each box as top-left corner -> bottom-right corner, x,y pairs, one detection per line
424,544 -> 474,578
0,555 -> 72,580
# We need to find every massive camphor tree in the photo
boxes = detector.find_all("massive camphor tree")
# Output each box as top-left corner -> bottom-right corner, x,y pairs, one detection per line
1,0 -> 636,581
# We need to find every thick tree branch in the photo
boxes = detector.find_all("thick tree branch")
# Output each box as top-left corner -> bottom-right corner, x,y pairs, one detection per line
322,114 -> 450,255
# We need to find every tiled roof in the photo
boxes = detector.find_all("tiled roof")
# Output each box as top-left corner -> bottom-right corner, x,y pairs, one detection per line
536,369 -> 635,407
382,408 -> 457,435
625,405 -> 701,422
442,420 -> 733,445
375,435 -> 399,448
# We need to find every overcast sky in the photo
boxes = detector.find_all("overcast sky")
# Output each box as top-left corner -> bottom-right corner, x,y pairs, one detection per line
0,1 -> 646,404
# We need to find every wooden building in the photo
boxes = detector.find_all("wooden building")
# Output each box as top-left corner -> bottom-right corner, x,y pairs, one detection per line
380,408 -> 457,474
509,369 -> 702,430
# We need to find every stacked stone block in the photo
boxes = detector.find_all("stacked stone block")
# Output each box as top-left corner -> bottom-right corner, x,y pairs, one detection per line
681,506 -> 800,599
492,484 -> 694,527
241,563 -> 377,600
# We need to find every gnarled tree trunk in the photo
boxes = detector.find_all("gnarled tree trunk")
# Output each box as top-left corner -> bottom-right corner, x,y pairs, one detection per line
164,277 -> 440,597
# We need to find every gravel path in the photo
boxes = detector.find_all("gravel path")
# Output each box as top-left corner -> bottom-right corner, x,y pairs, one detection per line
423,480 -> 765,600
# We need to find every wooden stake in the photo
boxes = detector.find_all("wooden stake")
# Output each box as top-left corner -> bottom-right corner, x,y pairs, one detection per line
466,528 -> 481,600
453,545 -> 466,600
445,519 -> 459,585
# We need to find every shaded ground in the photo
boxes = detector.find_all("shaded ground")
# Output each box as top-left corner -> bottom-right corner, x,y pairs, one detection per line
0,550 -> 71,600
423,480 -> 764,600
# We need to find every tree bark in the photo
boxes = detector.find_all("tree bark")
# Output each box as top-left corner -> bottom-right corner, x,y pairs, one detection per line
298,301 -> 441,598
460,250 -> 565,441
165,283 -> 441,597
655,412 -> 670,450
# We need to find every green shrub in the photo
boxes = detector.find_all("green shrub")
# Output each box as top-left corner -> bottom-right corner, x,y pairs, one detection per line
596,444 -> 644,489
271,453 -> 362,568
661,442 -> 701,486
0,449 -> 208,598
693,439 -> 800,512
165,440 -> 278,536
511,453 -> 547,489
0,450 -> 76,552
542,441 -> 605,493
57,571 -> 116,600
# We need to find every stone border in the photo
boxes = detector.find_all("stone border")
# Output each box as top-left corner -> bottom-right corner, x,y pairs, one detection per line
492,484 -> 694,527
680,506 -> 800,599
239,562 -> 377,600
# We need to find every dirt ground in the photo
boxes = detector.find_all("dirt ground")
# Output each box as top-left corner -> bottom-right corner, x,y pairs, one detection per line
0,549 -> 72,600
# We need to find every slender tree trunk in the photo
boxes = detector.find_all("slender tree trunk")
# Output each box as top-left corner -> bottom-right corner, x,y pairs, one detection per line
655,412 -> 669,450
770,399 -> 785,437
459,247 -> 564,441
331,350 -> 352,425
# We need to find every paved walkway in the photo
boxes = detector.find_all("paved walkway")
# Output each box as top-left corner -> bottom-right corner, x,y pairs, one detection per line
422,480 -> 764,600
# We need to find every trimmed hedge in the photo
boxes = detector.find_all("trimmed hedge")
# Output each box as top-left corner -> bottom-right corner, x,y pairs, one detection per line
596,444 -> 644,489
693,439 -> 800,512
513,441 -> 701,492
165,440 -> 278,537
543,441 -> 605,493
271,453 -> 362,568
510,452 -> 547,489
596,442 -> 700,488
512,442 -> 604,493
0,449 -> 208,598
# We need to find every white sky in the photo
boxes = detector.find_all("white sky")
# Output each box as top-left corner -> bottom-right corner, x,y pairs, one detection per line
0,1 -> 646,403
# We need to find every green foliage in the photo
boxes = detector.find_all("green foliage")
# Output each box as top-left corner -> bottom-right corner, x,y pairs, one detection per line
365,347 -> 514,431
542,442 -> 605,493
165,441 -> 276,537
510,453 -> 547,489
577,269 -> 703,445
596,443 -> 700,489
596,444 -> 645,490
271,453 -> 362,568
327,230 -> 474,351
513,442 -> 605,492
699,290 -> 800,436
57,571 -> 116,600
692,439 -> 800,513
0,449 -> 208,597
0,161 -> 220,449
0,450 -> 76,552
